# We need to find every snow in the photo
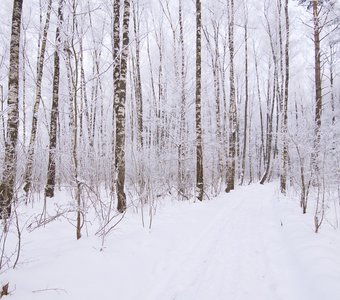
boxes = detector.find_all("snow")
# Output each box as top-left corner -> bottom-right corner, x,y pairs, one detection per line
3,183 -> 340,300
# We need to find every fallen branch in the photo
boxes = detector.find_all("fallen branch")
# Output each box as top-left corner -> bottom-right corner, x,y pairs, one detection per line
32,287 -> 67,294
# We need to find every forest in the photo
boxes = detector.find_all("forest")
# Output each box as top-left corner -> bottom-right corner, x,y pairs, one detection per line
0,0 -> 339,299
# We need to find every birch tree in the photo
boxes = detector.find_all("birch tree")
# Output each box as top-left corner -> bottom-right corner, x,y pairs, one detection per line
178,0 -> 188,198
114,0 -> 131,213
240,6 -> 249,186
196,0 -> 204,201
225,0 -> 236,193
45,0 -> 63,198
311,0 -> 323,181
0,0 -> 23,219
280,0 -> 289,194
23,0 -> 52,194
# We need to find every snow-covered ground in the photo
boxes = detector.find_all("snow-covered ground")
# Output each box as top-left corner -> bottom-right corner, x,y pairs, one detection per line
3,183 -> 340,300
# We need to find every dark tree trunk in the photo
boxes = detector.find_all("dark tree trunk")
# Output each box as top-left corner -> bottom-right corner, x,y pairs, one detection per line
45,0 -> 63,198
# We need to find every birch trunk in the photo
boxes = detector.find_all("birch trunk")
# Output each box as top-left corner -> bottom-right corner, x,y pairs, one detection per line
23,0 -> 52,194
280,0 -> 289,194
133,1 -> 143,151
311,0 -> 322,181
178,0 -> 187,198
112,0 -> 120,192
115,0 -> 131,213
45,0 -> 63,198
240,22 -> 249,186
0,0 -> 23,219
225,0 -> 236,193
196,0 -> 204,201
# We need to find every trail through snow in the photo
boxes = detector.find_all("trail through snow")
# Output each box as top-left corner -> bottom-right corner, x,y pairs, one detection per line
5,184 -> 340,300
147,185 -> 304,300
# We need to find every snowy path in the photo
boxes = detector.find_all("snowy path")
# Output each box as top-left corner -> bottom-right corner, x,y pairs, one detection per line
147,185 -> 303,300
6,184 -> 340,300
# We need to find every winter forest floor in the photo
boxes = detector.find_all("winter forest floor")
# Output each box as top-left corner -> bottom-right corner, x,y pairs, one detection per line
3,183 -> 340,300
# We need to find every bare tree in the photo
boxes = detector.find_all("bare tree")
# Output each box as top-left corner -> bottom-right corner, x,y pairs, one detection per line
45,0 -> 63,198
114,0 -> 131,212
23,0 -> 52,194
177,0 -> 188,198
0,0 -> 24,219
311,0 -> 322,181
260,4 -> 279,185
225,0 -> 236,193
240,8 -> 249,186
280,0 -> 290,194
196,0 -> 204,201
132,0 -> 143,151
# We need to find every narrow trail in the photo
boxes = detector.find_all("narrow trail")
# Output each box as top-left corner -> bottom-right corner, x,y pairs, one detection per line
148,185 -> 304,300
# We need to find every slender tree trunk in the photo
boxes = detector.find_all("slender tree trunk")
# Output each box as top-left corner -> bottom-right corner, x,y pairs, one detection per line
248,99 -> 253,184
329,44 -> 335,125
133,1 -> 143,150
0,0 -> 23,219
178,0 -> 187,198
45,0 -> 63,198
23,0 -> 52,194
155,29 -> 164,154
260,66 -> 276,185
254,49 -> 265,179
132,0 -> 145,196
205,20 -> 223,190
226,0 -> 236,193
196,0 -> 204,201
115,0 -> 131,213
0,85 -> 5,144
280,0 -> 289,194
146,32 -> 156,149
240,23 -> 249,186
311,0 -> 322,181
261,12 -> 279,185
112,0 -> 121,193
21,26 -> 27,149
65,0 -> 81,240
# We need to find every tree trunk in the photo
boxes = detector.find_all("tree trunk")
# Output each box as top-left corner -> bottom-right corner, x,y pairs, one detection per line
112,0 -> 120,193
260,11 -> 279,185
23,0 -> 52,194
311,0 -> 322,181
240,23 -> 249,186
45,0 -> 63,198
115,0 -> 131,213
0,85 -> 5,144
226,0 -> 236,193
178,0 -> 187,198
65,0 -> 81,240
260,66 -> 276,185
329,44 -> 335,125
133,1 -> 143,150
280,0 -> 289,194
0,0 -> 23,219
254,49 -> 265,179
196,0 -> 204,201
